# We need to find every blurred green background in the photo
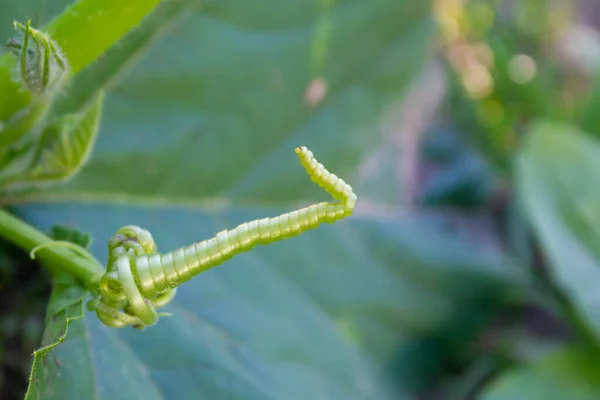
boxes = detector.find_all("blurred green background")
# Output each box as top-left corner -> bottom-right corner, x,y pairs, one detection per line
4,0 -> 600,399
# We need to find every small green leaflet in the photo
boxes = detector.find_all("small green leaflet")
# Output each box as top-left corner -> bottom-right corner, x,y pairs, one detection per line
0,90 -> 103,191
25,226 -> 93,400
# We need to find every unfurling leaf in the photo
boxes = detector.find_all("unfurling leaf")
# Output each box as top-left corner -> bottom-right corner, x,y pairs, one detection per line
6,20 -> 69,95
0,91 -> 103,191
29,91 -> 102,177
0,21 -> 70,152
0,96 -> 52,149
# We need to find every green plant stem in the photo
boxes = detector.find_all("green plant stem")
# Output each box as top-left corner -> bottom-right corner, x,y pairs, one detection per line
0,208 -> 104,291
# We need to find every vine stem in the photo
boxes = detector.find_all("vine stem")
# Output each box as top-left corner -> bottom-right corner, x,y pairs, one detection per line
0,208 -> 104,291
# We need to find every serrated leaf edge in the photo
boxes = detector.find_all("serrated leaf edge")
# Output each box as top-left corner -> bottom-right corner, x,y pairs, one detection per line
23,297 -> 85,400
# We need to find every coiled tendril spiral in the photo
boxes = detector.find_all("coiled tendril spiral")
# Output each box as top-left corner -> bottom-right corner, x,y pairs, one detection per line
90,147 -> 357,328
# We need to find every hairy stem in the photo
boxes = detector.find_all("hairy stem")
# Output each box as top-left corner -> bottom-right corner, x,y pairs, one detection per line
0,208 -> 104,291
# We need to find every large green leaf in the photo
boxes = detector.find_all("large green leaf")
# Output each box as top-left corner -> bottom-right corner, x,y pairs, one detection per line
482,345 -> 600,400
1,0 -> 526,398
517,120 -> 600,340
25,274 -> 87,400
14,0 -> 435,204
17,204 -> 522,398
